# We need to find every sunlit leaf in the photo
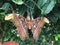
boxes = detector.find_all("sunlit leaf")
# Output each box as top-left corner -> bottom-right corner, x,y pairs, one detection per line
37,0 -> 47,7
0,3 -> 10,12
55,36 -> 58,41
57,34 -> 60,38
41,0 -> 56,15
12,0 -> 24,5
43,38 -> 46,42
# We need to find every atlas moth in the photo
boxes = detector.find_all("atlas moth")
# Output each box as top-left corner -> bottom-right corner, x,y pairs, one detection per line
5,13 -> 49,40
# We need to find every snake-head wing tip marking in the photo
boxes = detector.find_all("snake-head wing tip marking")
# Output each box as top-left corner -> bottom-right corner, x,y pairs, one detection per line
44,17 -> 49,23
5,14 -> 14,20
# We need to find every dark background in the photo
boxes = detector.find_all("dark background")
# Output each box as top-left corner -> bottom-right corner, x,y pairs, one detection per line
0,0 -> 60,45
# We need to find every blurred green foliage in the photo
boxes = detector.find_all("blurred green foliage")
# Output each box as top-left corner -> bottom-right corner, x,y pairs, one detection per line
0,0 -> 60,45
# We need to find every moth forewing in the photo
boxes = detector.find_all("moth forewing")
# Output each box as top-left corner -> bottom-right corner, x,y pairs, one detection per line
32,17 -> 49,40
5,14 -> 28,40
17,26 -> 28,40
33,27 -> 42,40
13,14 -> 28,40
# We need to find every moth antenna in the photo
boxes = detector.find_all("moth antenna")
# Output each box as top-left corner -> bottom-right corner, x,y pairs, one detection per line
27,15 -> 30,20
26,11 -> 31,20
31,16 -> 34,20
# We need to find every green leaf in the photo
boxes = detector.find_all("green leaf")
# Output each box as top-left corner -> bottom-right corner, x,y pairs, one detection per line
49,15 -> 58,23
46,42 -> 50,45
37,0 -> 48,7
3,34 -> 11,41
57,0 -> 60,3
15,5 -> 27,15
43,38 -> 46,42
0,3 -> 10,12
12,0 -> 24,5
54,11 -> 60,18
41,0 -> 56,15
57,34 -> 60,38
55,36 -> 58,41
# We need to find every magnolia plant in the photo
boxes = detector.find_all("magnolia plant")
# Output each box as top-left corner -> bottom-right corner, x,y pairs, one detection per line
5,13 -> 49,40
